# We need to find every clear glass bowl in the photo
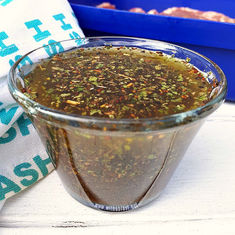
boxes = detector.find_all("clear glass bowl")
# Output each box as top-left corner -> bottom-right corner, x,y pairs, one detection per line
8,37 -> 227,211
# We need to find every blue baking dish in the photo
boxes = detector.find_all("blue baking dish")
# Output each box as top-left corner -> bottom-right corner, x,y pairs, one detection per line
69,0 -> 235,101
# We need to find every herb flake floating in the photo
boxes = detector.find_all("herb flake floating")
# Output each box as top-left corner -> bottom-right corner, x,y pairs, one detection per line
23,46 -> 217,119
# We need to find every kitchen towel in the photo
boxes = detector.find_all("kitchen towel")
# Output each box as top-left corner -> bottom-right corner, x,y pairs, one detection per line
0,0 -> 84,209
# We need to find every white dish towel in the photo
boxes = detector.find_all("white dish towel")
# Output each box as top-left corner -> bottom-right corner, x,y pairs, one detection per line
0,0 -> 84,210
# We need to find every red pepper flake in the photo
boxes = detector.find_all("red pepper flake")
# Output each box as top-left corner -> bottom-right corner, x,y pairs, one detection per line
66,100 -> 80,105
52,55 -> 62,61
191,68 -> 198,73
126,83 -> 133,88
94,69 -> 102,73
127,104 -> 134,107
130,113 -> 136,118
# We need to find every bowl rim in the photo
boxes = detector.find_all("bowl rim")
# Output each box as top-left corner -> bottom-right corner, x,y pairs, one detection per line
8,36 -> 227,130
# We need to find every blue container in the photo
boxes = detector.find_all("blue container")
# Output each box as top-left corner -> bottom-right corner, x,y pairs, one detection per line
69,0 -> 235,101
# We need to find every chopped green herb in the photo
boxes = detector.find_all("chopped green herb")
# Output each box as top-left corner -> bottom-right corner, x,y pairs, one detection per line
89,76 -> 98,82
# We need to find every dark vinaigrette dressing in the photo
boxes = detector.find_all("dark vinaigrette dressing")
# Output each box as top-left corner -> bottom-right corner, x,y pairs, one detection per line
22,47 -> 217,119
22,47 -> 218,210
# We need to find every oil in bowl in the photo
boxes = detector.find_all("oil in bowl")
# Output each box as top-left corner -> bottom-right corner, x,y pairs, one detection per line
8,37 -> 226,211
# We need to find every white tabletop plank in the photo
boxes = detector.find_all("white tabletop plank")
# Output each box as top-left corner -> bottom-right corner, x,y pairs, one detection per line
1,102 -> 235,234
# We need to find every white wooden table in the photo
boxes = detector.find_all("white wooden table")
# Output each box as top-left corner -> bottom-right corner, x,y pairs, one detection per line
1,102 -> 235,235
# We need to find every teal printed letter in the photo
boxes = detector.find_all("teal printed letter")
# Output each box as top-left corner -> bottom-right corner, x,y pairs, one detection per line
0,101 -> 3,107
0,127 -> 16,144
14,163 -> 39,187
53,13 -> 72,31
33,155 -> 52,177
0,31 -> 19,57
0,175 -> 21,200
43,39 -> 64,57
25,19 -> 51,42
0,106 -> 18,125
0,0 -> 13,6
9,55 -> 33,68
69,31 -> 82,46
71,12 -> 76,19
16,114 -> 32,136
